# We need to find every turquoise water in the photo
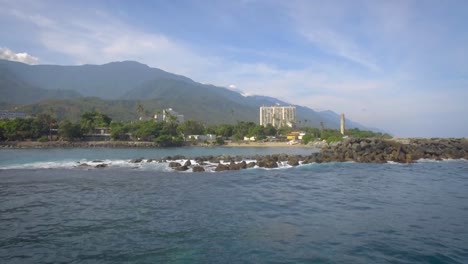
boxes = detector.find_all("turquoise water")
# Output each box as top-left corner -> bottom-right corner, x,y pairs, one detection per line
1,148 -> 468,263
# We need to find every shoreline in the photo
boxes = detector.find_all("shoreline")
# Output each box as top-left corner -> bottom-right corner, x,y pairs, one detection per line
223,141 -> 306,148
0,140 -> 311,149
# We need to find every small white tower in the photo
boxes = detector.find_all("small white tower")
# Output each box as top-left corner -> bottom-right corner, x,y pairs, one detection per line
340,113 -> 345,135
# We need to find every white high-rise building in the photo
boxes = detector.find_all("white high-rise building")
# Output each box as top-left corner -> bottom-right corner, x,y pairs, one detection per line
260,106 -> 296,128
154,108 -> 184,123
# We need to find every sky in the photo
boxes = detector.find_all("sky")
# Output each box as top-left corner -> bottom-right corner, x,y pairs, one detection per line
0,0 -> 467,137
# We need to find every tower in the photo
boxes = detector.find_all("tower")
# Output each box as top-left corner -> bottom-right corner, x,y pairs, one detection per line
340,113 -> 345,135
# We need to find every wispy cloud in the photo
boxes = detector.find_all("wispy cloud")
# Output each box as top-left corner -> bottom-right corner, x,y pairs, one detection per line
1,1 -> 467,137
0,47 -> 39,64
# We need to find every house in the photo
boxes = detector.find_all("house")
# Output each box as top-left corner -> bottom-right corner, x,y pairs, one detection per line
287,131 -> 306,140
186,134 -> 216,141
0,110 -> 28,119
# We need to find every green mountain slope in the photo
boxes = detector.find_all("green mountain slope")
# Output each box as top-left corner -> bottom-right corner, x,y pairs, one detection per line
1,59 -> 372,130
0,67 -> 81,104
0,59 -> 192,99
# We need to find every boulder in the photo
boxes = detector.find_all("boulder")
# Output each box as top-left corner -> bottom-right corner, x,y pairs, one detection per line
192,166 -> 205,172
229,161 -> 247,170
184,160 -> 192,166
95,164 -> 108,168
175,165 -> 189,171
169,162 -> 182,168
360,140 -> 369,149
247,162 -> 256,168
130,157 -> 144,163
215,164 -> 230,172
287,156 -> 300,166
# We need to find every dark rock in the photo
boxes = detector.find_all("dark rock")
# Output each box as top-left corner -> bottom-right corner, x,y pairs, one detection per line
175,165 -> 189,171
92,160 -> 103,163
169,162 -> 182,168
192,166 -> 205,172
258,157 -> 278,168
130,157 -> 144,163
184,160 -> 191,166
95,164 -> 107,168
287,156 -> 300,166
351,143 -> 361,152
215,164 -> 230,172
360,140 -> 369,149
247,162 -> 256,168
276,153 -> 289,161
229,161 -> 247,170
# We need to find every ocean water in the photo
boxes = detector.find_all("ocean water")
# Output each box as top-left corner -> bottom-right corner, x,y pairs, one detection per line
1,148 -> 468,263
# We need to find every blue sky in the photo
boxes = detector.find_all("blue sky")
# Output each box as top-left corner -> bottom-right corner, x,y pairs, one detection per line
1,0 -> 467,137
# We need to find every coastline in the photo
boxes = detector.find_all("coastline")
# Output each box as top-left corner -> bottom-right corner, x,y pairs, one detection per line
223,141 -> 306,148
0,140 -> 309,149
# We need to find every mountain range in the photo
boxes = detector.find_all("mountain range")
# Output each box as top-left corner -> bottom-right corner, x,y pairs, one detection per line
0,59 -> 371,130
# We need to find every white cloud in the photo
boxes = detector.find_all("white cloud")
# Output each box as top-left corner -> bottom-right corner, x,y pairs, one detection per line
0,47 -> 39,64
2,1 -> 466,137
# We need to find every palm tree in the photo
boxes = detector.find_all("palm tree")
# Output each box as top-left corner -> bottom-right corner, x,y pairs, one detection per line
137,103 -> 144,120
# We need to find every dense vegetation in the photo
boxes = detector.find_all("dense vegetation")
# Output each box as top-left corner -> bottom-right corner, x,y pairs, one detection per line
1,59 -> 372,130
1,110 -> 391,146
301,127 -> 391,144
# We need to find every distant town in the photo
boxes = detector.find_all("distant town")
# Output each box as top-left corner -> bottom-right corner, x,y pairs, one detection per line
0,105 -> 390,147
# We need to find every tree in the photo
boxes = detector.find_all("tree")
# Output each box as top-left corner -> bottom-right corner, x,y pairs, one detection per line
248,125 -> 266,140
110,121 -> 129,140
131,121 -> 164,141
177,120 -> 205,136
302,134 -> 316,144
215,124 -> 234,138
80,111 -> 112,134
35,113 -> 57,141
263,124 -> 277,136
59,120 -> 82,141
137,103 -> 145,120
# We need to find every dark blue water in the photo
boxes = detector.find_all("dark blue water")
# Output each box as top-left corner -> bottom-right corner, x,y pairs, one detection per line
1,149 -> 468,263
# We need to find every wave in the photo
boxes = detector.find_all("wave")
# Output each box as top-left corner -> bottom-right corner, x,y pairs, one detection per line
1,158 -> 466,172
0,158 -> 295,172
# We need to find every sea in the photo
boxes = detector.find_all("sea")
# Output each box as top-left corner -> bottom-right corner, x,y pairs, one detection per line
1,147 -> 467,264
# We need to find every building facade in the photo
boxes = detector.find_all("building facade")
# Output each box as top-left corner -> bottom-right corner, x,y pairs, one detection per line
0,110 -> 28,120
259,106 -> 296,128
154,108 -> 185,123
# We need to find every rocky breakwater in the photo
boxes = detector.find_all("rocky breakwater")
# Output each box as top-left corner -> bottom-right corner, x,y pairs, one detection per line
316,138 -> 468,163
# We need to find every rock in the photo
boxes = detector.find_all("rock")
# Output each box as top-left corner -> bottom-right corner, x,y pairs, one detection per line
169,162 -> 182,168
215,164 -> 230,172
247,162 -> 256,168
130,157 -> 144,163
257,157 -> 278,168
175,165 -> 189,171
184,160 -> 191,166
92,160 -> 103,163
229,161 -> 247,170
192,166 -> 205,172
276,153 -> 289,161
95,164 -> 107,168
287,156 -> 300,166
360,140 -> 369,149
351,143 -> 361,152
